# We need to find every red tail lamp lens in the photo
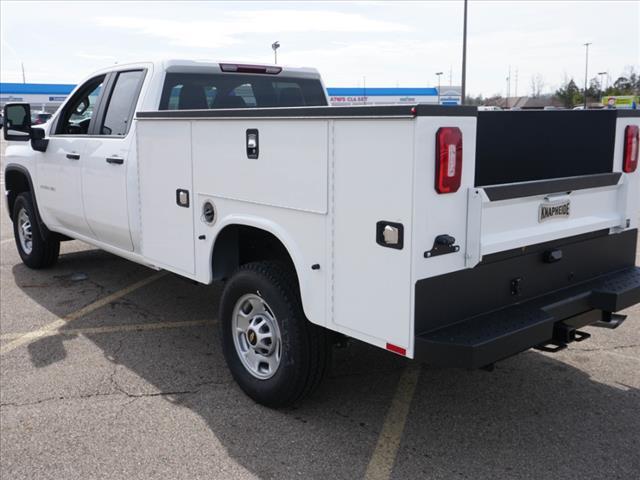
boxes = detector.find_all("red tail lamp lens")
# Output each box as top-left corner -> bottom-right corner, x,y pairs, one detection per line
623,125 -> 639,173
435,127 -> 463,193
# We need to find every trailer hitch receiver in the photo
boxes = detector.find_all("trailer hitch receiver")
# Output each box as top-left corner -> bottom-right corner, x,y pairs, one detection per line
535,322 -> 591,353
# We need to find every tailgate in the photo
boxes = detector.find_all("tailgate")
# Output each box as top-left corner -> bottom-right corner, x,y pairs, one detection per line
465,111 -> 639,268
465,172 -> 628,266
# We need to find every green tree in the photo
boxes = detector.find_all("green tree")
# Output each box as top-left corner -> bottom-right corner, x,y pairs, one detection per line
603,67 -> 639,96
586,77 -> 601,102
464,94 -> 485,106
554,78 -> 581,108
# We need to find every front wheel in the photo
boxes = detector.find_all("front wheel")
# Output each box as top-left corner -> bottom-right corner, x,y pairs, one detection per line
12,192 -> 60,269
220,261 -> 330,407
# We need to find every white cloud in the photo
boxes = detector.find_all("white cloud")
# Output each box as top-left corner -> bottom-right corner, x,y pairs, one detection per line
97,10 -> 412,49
75,52 -> 118,61
1,1 -> 637,95
283,39 -> 459,87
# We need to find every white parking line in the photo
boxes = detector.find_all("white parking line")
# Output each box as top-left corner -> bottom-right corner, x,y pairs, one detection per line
0,271 -> 167,355
0,319 -> 215,341
364,364 -> 421,480
1,238 -> 13,245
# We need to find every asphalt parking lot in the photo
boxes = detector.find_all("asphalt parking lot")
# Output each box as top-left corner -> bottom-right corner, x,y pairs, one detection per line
1,139 -> 639,480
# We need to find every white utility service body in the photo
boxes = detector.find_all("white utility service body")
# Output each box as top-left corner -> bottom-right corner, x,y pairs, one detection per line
136,107 -> 478,356
4,59 -> 640,406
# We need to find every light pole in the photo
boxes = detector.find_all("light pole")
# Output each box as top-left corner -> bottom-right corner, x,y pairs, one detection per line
583,42 -> 591,109
598,71 -> 607,101
505,76 -> 509,109
436,72 -> 443,104
461,0 -> 468,104
506,65 -> 511,109
271,41 -> 280,64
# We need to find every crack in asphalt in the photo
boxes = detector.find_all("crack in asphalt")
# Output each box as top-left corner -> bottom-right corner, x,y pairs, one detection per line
572,343 -> 640,353
2,339 -> 228,409
0,382 -> 226,409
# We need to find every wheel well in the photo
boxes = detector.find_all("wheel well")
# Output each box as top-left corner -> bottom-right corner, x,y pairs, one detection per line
211,225 -> 298,284
5,169 -> 32,220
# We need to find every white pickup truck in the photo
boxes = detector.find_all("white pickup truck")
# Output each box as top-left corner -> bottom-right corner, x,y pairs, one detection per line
4,60 -> 640,407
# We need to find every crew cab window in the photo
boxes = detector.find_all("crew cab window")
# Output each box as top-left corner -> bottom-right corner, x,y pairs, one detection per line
167,84 -> 218,109
159,73 -> 327,110
100,70 -> 145,136
56,75 -> 104,135
230,84 -> 257,107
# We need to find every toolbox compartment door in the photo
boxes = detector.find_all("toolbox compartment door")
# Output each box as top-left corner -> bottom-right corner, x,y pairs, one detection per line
137,120 -> 196,276
331,120 -> 415,351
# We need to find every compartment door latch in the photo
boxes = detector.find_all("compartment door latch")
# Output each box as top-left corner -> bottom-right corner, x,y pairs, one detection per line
246,129 -> 259,159
376,221 -> 404,249
176,189 -> 190,208
424,234 -> 459,258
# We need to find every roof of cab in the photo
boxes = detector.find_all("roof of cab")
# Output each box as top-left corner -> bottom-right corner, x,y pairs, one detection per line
160,59 -> 322,79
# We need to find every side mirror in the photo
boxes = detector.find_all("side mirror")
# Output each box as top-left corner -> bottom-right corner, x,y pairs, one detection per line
3,103 -> 31,141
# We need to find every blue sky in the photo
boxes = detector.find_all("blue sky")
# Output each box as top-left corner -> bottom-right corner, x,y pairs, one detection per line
1,1 -> 638,96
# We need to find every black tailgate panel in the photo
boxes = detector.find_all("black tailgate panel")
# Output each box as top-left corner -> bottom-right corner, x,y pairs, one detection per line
475,110 -> 617,187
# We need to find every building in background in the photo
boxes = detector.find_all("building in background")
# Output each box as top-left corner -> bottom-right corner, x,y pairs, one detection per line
326,87 -> 461,106
0,83 -> 75,112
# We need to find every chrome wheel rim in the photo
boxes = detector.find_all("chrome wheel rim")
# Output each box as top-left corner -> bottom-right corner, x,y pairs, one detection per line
232,293 -> 282,380
17,208 -> 33,255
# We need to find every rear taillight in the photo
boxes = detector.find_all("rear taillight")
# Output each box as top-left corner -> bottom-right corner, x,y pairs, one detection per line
435,127 -> 463,193
623,125 -> 639,173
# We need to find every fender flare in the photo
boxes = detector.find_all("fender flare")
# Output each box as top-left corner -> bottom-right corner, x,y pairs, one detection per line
4,164 -> 49,238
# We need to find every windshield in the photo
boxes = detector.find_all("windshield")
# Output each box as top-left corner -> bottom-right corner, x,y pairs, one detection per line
159,73 -> 327,110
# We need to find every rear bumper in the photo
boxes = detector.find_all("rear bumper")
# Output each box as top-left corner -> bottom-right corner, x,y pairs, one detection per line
414,229 -> 639,368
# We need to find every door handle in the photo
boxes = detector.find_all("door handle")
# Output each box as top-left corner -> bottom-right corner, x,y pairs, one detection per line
106,157 -> 124,165
66,153 -> 80,160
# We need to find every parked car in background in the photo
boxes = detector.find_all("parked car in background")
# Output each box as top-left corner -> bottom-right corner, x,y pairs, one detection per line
31,111 -> 52,125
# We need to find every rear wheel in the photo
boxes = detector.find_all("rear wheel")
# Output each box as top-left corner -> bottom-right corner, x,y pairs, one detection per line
220,261 -> 330,407
12,192 -> 59,269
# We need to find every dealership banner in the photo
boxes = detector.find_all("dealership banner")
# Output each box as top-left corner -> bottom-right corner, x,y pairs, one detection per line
602,95 -> 639,109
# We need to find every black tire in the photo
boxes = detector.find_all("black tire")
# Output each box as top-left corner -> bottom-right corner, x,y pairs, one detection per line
12,192 -> 60,269
220,261 -> 330,408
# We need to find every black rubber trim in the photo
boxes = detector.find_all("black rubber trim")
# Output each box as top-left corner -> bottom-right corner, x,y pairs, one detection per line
483,172 -> 621,201
136,104 -> 477,119
3,164 -> 48,238
616,109 -> 640,118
